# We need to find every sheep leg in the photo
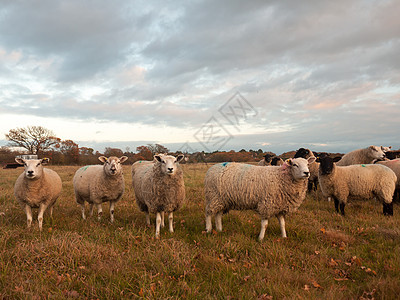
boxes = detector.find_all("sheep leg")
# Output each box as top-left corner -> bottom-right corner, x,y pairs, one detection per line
89,203 -> 94,217
161,211 -> 165,228
383,202 -> 393,216
155,212 -> 162,238
49,204 -> 54,218
277,214 -> 287,238
334,197 -> 339,213
145,213 -> 150,226
258,219 -> 268,241
168,212 -> 174,233
205,214 -> 212,232
80,203 -> 86,220
215,213 -> 223,232
387,203 -> 393,216
339,202 -> 345,216
97,204 -> 103,220
25,205 -> 33,228
394,189 -> 400,203
307,180 -> 313,192
110,201 -> 115,223
38,203 -> 49,231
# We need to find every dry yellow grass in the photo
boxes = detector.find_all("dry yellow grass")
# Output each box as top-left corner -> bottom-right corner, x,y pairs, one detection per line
0,163 -> 399,299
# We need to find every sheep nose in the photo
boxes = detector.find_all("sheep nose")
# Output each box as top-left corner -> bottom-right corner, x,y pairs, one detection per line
168,167 -> 174,172
304,171 -> 309,177
28,171 -> 34,175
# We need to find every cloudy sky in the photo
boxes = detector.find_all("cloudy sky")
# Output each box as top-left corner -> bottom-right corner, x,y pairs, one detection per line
0,0 -> 399,154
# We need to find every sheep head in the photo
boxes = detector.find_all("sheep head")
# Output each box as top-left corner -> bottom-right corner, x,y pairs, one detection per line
368,145 -> 386,160
381,146 -> 392,153
154,154 -> 184,176
318,156 -> 342,175
98,156 -> 128,176
294,148 -> 315,159
15,158 -> 49,180
263,153 -> 274,163
285,157 -> 315,180
271,157 -> 283,166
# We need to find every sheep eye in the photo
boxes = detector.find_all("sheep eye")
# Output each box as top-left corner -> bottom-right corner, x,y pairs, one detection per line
36,163 -> 41,167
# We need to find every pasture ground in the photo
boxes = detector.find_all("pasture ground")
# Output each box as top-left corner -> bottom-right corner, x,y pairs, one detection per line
0,164 -> 399,299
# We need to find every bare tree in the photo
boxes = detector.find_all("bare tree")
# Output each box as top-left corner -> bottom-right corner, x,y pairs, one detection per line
104,147 -> 124,157
60,139 -> 80,165
5,126 -> 60,154
147,143 -> 169,155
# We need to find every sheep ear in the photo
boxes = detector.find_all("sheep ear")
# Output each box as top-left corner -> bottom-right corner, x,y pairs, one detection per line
15,158 -> 25,165
176,154 -> 184,163
307,156 -> 316,164
154,155 -> 162,163
286,159 -> 293,166
41,158 -> 49,165
98,156 -> 108,163
119,156 -> 128,163
333,156 -> 342,162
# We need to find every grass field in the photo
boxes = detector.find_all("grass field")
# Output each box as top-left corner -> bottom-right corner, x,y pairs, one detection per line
0,163 -> 399,299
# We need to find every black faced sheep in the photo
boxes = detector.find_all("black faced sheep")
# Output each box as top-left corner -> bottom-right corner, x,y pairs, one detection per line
318,156 -> 396,216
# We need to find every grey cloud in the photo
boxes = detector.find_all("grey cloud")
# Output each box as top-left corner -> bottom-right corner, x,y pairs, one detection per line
0,1 -> 152,82
0,0 -> 399,153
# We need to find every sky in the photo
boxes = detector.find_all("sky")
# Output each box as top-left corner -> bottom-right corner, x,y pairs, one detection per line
0,0 -> 399,155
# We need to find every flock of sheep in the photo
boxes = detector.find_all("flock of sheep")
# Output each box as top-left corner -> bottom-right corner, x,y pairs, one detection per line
11,145 -> 399,241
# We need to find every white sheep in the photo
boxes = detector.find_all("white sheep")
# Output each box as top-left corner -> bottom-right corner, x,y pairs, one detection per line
132,154 -> 185,238
73,156 -> 128,222
336,145 -> 385,166
204,157 -> 316,241
381,146 -> 392,153
294,148 -> 318,191
318,156 -> 396,216
14,158 -> 62,230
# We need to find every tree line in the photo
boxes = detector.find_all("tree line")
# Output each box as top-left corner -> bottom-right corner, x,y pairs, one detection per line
1,126 -> 274,166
